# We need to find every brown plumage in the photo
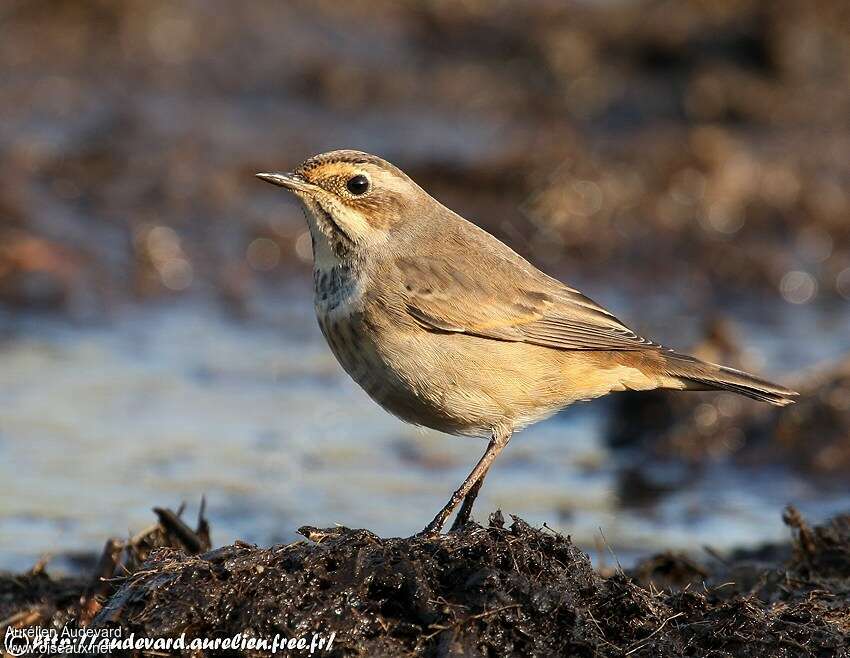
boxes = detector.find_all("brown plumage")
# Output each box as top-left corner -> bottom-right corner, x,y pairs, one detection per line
257,150 -> 797,534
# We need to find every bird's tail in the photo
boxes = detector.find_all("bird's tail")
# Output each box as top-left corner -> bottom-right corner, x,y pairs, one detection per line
659,351 -> 798,407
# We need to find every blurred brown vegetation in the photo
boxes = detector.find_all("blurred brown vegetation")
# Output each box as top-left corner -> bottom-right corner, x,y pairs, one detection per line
610,351 -> 850,480
2,0 -> 850,315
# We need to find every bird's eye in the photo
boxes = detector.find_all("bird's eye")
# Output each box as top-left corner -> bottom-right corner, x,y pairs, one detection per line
346,174 -> 369,196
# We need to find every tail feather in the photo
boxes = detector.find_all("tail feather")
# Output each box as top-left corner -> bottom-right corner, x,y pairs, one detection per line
660,351 -> 798,407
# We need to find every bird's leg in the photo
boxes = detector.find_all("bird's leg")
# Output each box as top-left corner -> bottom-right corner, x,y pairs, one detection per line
449,464 -> 490,531
422,428 -> 512,535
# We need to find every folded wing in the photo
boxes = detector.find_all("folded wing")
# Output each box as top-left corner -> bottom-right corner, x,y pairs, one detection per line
396,255 -> 660,352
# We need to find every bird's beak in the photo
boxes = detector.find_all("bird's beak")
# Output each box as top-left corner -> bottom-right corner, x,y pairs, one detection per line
255,172 -> 318,193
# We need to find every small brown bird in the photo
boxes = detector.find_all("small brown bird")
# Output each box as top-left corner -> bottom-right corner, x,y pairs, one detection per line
257,150 -> 797,534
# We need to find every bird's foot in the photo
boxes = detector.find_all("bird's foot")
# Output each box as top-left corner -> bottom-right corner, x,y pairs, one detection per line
417,509 -> 451,537
449,509 -> 473,532
417,521 -> 444,538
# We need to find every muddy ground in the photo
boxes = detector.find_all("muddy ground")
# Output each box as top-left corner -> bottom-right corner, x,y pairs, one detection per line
1,505 -> 848,657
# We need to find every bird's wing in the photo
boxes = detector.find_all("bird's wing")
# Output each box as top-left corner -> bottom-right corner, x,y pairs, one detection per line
396,255 -> 659,351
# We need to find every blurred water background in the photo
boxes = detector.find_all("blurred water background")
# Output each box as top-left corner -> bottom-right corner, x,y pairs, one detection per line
1,0 -> 849,571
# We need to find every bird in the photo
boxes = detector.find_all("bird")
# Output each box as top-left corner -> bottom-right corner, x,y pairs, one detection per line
256,150 -> 797,535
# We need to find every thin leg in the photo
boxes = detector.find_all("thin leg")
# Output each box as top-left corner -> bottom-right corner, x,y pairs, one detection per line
449,463 -> 490,531
422,428 -> 512,535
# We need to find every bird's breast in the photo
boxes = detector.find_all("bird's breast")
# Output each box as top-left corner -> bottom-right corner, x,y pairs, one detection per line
313,264 -> 362,315
313,264 -> 438,427
314,265 -> 383,392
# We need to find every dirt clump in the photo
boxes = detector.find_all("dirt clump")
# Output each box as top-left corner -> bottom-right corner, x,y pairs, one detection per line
3,505 -> 847,657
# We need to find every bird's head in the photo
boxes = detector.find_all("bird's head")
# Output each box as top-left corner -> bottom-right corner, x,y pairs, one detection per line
257,150 -> 426,263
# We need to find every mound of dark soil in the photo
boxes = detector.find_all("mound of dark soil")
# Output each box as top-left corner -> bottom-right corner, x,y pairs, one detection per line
2,506 -> 848,657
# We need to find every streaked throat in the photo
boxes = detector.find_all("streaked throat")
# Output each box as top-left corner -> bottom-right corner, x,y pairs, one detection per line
303,198 -> 355,257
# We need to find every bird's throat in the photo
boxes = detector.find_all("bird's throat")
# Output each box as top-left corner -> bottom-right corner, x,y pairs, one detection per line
301,201 -> 355,264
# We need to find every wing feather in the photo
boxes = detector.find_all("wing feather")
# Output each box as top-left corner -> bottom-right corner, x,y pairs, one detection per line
397,255 -> 659,352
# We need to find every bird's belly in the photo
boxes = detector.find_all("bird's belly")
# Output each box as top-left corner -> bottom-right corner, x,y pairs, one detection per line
314,297 -> 470,434
319,313 -> 573,436
313,268 -> 606,436
382,334 -> 574,435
